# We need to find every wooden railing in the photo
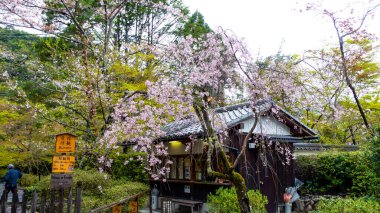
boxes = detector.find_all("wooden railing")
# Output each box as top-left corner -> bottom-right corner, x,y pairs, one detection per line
1,183 -> 148,213
0,183 -> 82,213
89,190 -> 149,213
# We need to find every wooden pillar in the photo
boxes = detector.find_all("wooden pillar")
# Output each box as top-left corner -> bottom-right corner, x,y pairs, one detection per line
40,190 -> 47,213
49,188 -> 55,213
58,188 -> 64,213
74,182 -> 82,213
30,190 -> 37,213
67,188 -> 72,213
149,188 -> 152,213
0,189 -> 7,213
10,189 -> 18,213
21,191 -> 27,213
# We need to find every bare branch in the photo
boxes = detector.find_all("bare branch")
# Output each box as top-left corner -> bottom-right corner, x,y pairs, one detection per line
232,110 -> 259,169
341,4 -> 380,38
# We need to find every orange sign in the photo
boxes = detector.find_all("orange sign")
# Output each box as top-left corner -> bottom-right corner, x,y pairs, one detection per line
55,133 -> 76,153
112,205 -> 122,213
52,156 -> 75,173
129,201 -> 138,213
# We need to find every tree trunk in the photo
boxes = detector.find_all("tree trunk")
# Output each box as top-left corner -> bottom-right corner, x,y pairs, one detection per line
233,172 -> 251,213
338,36 -> 370,130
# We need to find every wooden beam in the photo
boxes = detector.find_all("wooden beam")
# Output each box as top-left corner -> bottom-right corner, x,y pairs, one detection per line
89,190 -> 149,213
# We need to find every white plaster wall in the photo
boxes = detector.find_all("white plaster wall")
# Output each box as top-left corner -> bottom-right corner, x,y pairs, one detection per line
241,115 -> 291,135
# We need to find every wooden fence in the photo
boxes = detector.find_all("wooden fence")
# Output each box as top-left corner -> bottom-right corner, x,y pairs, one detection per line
0,183 -> 82,213
1,183 -> 148,213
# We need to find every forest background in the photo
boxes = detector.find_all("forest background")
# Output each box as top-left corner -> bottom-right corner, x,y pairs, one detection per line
0,0 -> 379,212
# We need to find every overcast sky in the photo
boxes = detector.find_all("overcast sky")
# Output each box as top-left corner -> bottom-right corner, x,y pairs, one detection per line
182,0 -> 380,57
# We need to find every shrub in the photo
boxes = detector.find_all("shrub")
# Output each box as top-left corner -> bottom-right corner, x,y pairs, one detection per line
296,151 -> 380,198
247,190 -> 268,212
207,187 -> 267,213
30,169 -> 149,212
110,151 -> 147,182
19,174 -> 39,187
311,197 -> 380,213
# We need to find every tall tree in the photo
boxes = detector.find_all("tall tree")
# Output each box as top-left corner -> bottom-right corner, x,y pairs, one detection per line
176,10 -> 212,39
102,28 -> 297,213
306,2 -> 380,130
0,0 -> 189,161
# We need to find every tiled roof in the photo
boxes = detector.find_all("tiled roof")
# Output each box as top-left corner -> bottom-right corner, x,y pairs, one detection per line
214,99 -> 272,128
160,117 -> 204,141
160,99 -> 317,141
294,143 -> 359,151
159,100 -> 317,140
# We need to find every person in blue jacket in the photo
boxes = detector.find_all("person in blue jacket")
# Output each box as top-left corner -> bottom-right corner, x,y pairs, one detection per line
1,164 -> 23,202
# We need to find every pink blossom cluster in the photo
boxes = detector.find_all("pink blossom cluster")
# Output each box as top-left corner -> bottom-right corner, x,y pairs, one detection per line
100,79 -> 194,179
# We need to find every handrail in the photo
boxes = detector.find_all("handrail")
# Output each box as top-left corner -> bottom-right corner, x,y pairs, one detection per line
89,190 -> 149,213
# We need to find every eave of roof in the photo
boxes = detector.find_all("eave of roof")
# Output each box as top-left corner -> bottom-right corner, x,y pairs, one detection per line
279,108 -> 318,136
159,99 -> 318,141
294,143 -> 359,151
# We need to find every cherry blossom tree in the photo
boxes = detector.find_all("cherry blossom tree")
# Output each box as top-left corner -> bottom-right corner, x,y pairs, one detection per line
1,2 -> 299,212
305,1 -> 380,131
0,0 -> 189,166
99,28 -> 299,212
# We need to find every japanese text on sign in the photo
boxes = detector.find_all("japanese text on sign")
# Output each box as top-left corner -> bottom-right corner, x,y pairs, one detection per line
112,205 -> 122,213
52,156 -> 75,173
55,133 -> 76,153
129,201 -> 138,213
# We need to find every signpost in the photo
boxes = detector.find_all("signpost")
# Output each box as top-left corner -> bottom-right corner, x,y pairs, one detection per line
51,133 -> 77,189
128,201 -> 138,213
51,174 -> 74,188
111,205 -> 122,213
55,133 -> 76,153
52,156 -> 75,173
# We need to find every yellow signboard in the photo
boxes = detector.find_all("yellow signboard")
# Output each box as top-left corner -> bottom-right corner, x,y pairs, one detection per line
112,205 -> 122,213
55,133 -> 76,153
52,156 -> 75,173
129,201 -> 138,213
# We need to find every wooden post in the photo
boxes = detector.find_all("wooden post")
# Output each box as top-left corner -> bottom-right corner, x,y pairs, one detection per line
10,189 -> 18,213
40,190 -> 47,213
21,191 -> 27,213
58,188 -> 64,213
49,188 -> 55,213
149,189 -> 152,213
74,182 -> 82,213
67,188 -> 72,213
31,190 -> 37,213
0,189 -> 7,213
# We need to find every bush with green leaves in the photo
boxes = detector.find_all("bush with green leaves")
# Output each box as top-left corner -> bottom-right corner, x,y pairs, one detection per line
19,174 -> 39,187
369,125 -> 380,177
206,187 -> 267,213
29,169 -> 149,212
110,151 -> 147,182
296,151 -> 380,198
311,197 -> 380,213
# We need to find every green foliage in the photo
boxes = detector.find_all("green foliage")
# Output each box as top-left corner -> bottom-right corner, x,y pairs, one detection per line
19,174 -> 40,187
369,125 -> 380,177
177,11 -> 212,39
207,187 -> 239,212
296,151 -> 380,198
311,197 -> 380,213
109,54 -> 158,100
30,169 -> 148,212
110,151 -> 147,182
81,181 -> 148,212
207,187 -> 267,213
247,190 -> 268,212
